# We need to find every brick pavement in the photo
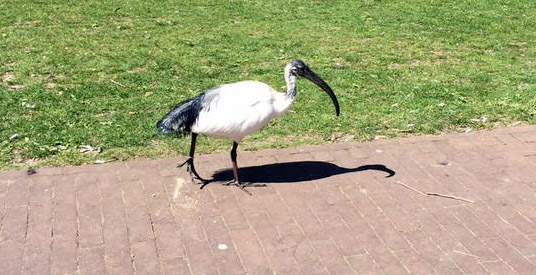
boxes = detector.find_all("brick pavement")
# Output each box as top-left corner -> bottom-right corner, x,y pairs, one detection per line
1,125 -> 536,275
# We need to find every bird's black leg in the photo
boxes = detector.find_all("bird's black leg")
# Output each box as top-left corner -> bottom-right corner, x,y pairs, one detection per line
179,133 -> 211,184
225,141 -> 266,195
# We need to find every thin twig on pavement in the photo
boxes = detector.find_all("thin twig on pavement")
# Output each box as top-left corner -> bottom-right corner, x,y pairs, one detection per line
395,180 -> 475,204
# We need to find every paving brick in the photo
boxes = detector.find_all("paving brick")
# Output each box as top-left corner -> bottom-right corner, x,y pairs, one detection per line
131,240 -> 162,275
1,205 -> 28,242
1,125 -> 536,274
433,209 -> 498,262
50,238 -> 78,275
393,249 -> 436,275
310,239 -> 355,275
79,246 -> 107,275
22,177 -> 53,275
484,237 -> 536,275
345,253 -> 385,275
201,216 -> 246,274
361,235 -> 409,274
75,174 -> 104,248
447,246 -> 488,274
0,239 -> 24,275
403,230 -> 462,274
482,260 -> 518,275
161,257 -> 191,275
229,228 -> 272,275
276,222 -> 326,274
121,179 -> 155,243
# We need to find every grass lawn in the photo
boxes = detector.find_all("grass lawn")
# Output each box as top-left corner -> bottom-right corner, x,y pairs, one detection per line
1,0 -> 535,170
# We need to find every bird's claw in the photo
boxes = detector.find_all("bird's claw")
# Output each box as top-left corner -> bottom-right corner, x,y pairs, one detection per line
177,157 -> 192,168
223,180 -> 266,195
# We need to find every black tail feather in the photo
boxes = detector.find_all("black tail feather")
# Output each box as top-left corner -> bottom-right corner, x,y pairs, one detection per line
156,93 -> 205,134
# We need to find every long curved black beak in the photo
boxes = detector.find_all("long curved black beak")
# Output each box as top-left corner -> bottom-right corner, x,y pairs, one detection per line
300,68 -> 340,116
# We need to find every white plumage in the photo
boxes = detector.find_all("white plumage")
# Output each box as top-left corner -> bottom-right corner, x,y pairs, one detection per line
157,59 -> 339,193
192,80 -> 292,141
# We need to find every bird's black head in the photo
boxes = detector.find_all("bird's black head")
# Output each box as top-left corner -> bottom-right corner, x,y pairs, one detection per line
288,59 -> 340,116
290,59 -> 307,69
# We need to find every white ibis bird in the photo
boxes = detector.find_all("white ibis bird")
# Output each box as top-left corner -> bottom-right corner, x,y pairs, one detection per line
157,59 -> 340,192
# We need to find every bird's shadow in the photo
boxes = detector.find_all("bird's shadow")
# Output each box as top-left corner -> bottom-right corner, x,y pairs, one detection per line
210,161 -> 395,184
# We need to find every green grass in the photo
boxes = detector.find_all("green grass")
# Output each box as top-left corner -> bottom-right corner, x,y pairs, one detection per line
1,0 -> 535,170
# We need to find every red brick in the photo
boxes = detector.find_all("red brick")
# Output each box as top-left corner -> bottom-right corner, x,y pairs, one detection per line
121,180 -> 154,243
23,183 -> 53,275
229,228 -> 272,274
0,239 -> 24,275
75,175 -> 104,248
448,247 -> 488,274
361,235 -> 409,274
393,249 -> 436,274
1,205 -> 27,242
178,222 -> 219,275
311,239 -> 354,275
276,222 -> 326,274
345,253 -> 384,275
485,237 -> 536,275
403,230 -> 462,274
50,238 -> 77,274
79,246 -> 106,275
131,241 -> 162,275
201,216 -> 245,274
161,257 -> 191,275
482,260 -> 518,275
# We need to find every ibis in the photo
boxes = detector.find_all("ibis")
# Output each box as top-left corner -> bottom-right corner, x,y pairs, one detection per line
157,59 -> 340,192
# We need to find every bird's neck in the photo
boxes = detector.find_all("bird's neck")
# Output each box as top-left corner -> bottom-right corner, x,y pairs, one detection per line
284,65 -> 297,100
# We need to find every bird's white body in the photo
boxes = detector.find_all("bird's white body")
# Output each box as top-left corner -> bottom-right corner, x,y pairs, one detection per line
191,80 -> 293,141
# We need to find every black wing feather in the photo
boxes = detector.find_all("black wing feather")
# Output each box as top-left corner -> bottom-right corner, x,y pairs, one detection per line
156,93 -> 206,134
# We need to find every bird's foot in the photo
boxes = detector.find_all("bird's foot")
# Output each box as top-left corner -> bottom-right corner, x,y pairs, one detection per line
178,158 -> 212,185
224,180 -> 267,195
189,174 -> 212,186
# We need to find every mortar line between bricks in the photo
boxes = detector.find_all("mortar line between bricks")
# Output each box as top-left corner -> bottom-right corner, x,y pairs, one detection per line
406,143 -> 533,272
485,238 -> 536,272
96,174 -> 109,275
139,177 -> 165,275
367,166 -> 444,274
341,176 -> 413,274
481,259 -> 519,275
454,138 -> 536,217
0,179 -> 10,240
485,235 -> 536,265
366,177 -> 441,275
441,206 -> 492,271
74,176 -> 82,274
360,247 -> 388,275
382,145 -> 473,274
270,171 -> 329,274
207,185 -> 247,274
118,173 -> 137,275
161,176 -> 194,275
460,202 -> 533,255
270,154 -> 332,274
49,177 -> 56,275
189,179 -> 221,275
227,185 -> 273,274
430,141 -> 536,257
20,178 -> 32,274
344,143 -> 461,274
305,161 -> 358,273
304,180 -> 342,272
